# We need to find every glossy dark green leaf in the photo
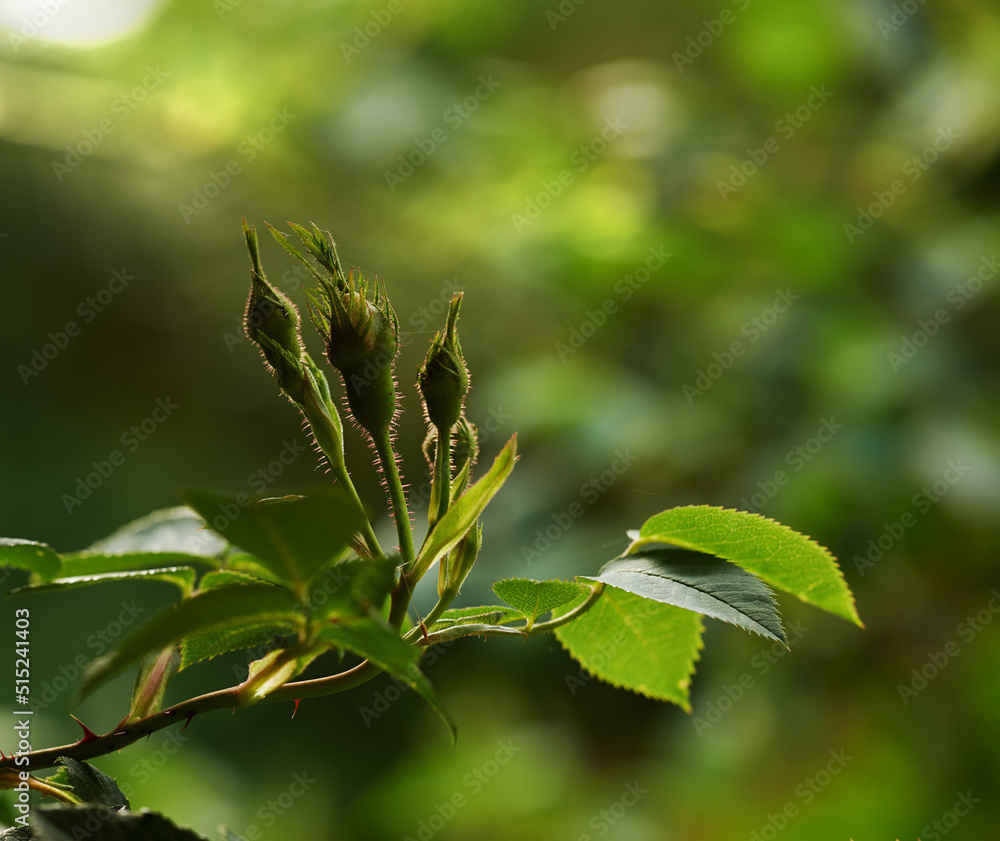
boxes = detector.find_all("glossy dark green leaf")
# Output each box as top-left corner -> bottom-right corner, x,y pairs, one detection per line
14,567 -> 197,598
182,487 -> 364,589
82,506 -> 226,557
51,757 -> 130,810
590,548 -> 785,644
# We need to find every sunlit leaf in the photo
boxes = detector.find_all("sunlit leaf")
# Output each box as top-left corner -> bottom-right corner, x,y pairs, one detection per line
631,506 -> 862,626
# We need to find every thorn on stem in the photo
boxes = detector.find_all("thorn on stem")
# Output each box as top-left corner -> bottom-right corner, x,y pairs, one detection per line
70,714 -> 99,743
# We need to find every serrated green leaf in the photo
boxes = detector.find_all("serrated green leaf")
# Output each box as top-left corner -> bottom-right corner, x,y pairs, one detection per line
198,569 -> 272,590
180,621 -> 294,670
225,553 -> 289,585
554,585 -> 704,709
53,757 -> 130,810
84,506 -> 226,556
316,619 -> 456,741
182,487 -> 364,589
590,548 -> 785,644
0,538 -> 61,581
416,435 -> 517,579
492,578 -> 590,626
82,584 -> 304,696
431,605 -> 524,630
60,552 -> 220,578
14,567 -> 198,597
631,505 -> 862,627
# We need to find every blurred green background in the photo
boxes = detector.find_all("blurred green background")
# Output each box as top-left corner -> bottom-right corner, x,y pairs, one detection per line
1,0 -> 998,837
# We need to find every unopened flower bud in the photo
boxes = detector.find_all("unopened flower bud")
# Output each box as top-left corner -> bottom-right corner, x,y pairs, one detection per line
418,294 -> 469,431
243,220 -> 306,403
325,273 -> 399,437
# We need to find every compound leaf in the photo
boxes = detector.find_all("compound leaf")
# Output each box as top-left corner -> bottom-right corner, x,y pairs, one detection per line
630,506 -> 862,626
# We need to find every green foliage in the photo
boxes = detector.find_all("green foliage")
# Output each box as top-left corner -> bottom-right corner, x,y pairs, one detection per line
492,578 -> 590,627
181,487 -> 364,589
0,540 -> 60,582
631,505 -> 862,626
554,586 -> 705,709
82,584 -> 306,695
589,549 -> 785,644
0,223 -> 860,817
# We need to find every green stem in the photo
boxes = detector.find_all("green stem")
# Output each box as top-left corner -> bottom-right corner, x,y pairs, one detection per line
401,586 -> 459,642
526,583 -> 605,634
0,661 -> 387,774
414,583 -> 606,646
433,425 -> 452,525
0,587 -> 605,774
372,428 -> 415,567
302,369 -> 384,559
